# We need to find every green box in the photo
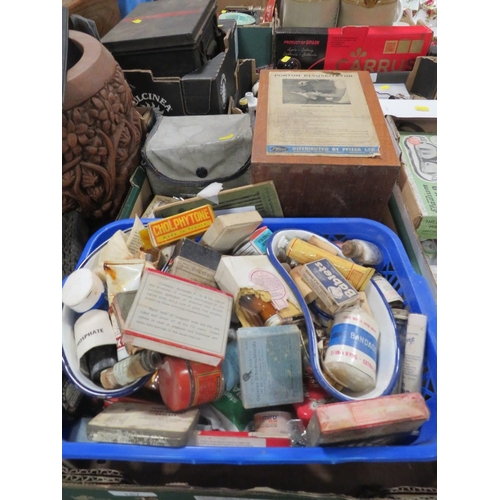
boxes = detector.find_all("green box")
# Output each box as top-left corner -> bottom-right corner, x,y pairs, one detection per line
238,24 -> 273,68
398,132 -> 437,240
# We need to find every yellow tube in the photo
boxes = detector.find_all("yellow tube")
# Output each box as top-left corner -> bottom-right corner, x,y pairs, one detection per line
283,237 -> 374,291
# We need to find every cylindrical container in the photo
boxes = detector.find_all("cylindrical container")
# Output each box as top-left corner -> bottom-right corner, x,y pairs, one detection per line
310,300 -> 335,328
158,356 -> 225,412
74,309 -> 118,383
254,410 -> 292,436
100,349 -> 163,389
282,0 -> 340,28
62,268 -> 106,313
323,306 -> 380,393
278,236 -> 374,291
341,239 -> 383,266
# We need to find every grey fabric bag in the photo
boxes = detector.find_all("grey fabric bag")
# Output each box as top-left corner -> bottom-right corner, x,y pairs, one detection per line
143,112 -> 253,197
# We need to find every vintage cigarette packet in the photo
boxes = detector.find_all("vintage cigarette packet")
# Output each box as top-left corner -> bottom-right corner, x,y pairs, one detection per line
87,403 -> 199,447
122,268 -> 233,366
300,258 -> 359,315
147,204 -> 215,248
306,392 -> 430,446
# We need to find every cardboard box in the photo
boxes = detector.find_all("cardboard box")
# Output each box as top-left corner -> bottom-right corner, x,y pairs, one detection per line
123,21 -> 237,115
398,132 -> 437,240
122,268 -> 233,365
383,99 -> 437,299
306,392 -> 430,446
251,70 -> 402,219
383,99 -> 437,240
273,25 -> 433,72
218,1 -> 275,68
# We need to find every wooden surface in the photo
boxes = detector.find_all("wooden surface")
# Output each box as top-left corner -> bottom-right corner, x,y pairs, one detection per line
251,70 -> 402,220
63,0 -> 121,37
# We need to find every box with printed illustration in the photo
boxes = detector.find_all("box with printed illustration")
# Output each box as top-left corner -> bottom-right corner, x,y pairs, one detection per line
274,25 -> 433,72
398,132 -> 437,240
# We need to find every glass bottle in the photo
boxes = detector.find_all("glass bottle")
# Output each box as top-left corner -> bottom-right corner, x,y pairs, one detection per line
100,350 -> 163,390
238,294 -> 282,327
341,239 -> 383,266
73,309 -> 118,384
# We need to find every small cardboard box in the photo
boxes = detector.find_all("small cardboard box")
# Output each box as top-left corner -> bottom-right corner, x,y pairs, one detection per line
122,268 -> 233,365
383,99 -> 437,240
123,20 -> 237,116
398,132 -> 437,240
274,25 -> 433,72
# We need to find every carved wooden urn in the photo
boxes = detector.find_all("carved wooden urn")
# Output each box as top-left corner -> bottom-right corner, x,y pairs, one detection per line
62,29 -> 143,222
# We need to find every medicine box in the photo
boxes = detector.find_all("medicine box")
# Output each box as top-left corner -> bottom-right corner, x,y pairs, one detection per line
237,324 -> 304,409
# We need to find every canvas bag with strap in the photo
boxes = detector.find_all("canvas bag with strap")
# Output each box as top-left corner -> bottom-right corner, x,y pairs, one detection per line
143,112 -> 253,197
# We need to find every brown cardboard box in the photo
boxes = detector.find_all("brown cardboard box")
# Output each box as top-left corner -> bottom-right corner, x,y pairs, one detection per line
250,70 -> 401,220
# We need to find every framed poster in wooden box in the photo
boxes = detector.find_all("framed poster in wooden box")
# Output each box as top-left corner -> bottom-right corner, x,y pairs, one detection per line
251,70 -> 401,220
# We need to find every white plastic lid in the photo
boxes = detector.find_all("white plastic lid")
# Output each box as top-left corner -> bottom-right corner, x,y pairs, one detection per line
264,314 -> 282,327
62,268 -> 104,313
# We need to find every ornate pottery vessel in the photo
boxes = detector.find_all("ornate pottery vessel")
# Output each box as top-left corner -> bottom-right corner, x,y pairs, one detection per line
62,29 -> 143,222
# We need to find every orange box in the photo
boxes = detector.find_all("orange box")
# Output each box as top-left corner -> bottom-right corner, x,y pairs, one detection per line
148,204 -> 215,248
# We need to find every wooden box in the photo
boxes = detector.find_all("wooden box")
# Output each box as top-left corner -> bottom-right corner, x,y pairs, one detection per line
251,70 -> 401,220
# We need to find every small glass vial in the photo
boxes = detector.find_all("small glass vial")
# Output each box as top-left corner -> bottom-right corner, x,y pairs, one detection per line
341,239 -> 383,266
100,350 -> 163,390
238,294 -> 282,327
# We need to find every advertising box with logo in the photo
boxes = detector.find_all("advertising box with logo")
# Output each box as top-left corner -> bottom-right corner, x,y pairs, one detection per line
274,25 -> 433,72
122,20 -> 237,116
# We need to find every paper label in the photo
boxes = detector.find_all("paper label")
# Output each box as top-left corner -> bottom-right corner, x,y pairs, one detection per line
148,205 -> 215,248
74,310 -> 117,361
324,310 -> 380,379
124,270 -> 232,360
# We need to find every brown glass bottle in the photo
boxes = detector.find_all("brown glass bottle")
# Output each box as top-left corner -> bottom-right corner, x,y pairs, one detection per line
238,294 -> 282,327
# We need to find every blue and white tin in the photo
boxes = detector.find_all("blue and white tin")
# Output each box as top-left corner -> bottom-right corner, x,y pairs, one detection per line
323,307 -> 380,393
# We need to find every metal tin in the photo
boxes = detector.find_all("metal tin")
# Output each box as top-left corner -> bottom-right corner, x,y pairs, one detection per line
158,356 -> 224,412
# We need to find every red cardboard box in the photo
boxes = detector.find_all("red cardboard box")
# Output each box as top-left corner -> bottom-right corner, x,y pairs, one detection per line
274,25 -> 433,72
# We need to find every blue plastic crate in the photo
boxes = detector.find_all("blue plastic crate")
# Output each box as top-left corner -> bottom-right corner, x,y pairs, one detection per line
62,217 -> 437,464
